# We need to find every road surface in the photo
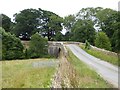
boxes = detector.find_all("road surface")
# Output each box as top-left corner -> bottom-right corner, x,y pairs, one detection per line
66,44 -> 119,88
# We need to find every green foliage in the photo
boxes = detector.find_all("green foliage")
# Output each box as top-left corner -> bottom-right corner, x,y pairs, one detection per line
41,11 -> 63,41
96,8 -> 117,38
2,59 -> 56,88
63,7 -> 119,52
80,44 -> 118,66
112,12 -> 120,53
95,32 -> 111,50
64,31 -> 73,41
76,7 -> 103,21
28,33 -> 48,58
1,14 -> 11,32
54,32 -> 63,41
96,9 -> 118,51
67,49 -> 112,88
0,27 -> 24,60
13,9 -> 41,37
63,15 -> 76,31
72,20 -> 95,44
13,8 -> 63,40
85,40 -> 91,50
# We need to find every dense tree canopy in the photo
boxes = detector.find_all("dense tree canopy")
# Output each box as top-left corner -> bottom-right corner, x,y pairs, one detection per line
95,31 -> 111,50
96,9 -> 118,51
71,19 -> 95,44
13,8 -> 43,38
41,10 -> 63,40
1,7 -> 119,54
28,33 -> 48,58
76,7 -> 103,21
96,8 -> 117,37
63,15 -> 76,32
2,14 -> 11,32
0,27 -> 24,60
63,7 -> 119,52
112,11 -> 120,52
13,8 -> 63,41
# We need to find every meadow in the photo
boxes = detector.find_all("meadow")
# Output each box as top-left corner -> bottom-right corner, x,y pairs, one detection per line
2,58 -> 56,88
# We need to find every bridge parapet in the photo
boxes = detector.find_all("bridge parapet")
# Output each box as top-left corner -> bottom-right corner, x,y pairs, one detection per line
48,42 -> 62,57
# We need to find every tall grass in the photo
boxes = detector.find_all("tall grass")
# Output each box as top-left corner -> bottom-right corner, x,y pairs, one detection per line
2,59 -> 56,88
79,44 -> 118,66
66,49 -> 112,88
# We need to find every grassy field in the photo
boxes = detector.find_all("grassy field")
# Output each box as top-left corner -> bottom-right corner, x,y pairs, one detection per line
66,49 -> 113,88
79,44 -> 119,66
2,58 -> 56,88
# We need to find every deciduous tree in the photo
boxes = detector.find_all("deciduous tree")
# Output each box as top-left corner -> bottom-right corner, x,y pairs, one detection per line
95,32 -> 111,50
2,14 -> 11,32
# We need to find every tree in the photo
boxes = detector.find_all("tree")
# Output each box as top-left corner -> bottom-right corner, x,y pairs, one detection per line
112,11 -> 120,52
64,31 -> 73,41
54,32 -> 63,41
95,32 -> 111,50
96,8 -> 117,38
13,8 -> 63,41
63,7 -> 103,41
76,7 -> 103,21
1,14 -> 11,32
13,8 -> 42,38
96,9 -> 118,51
41,11 -> 63,41
63,15 -> 76,32
85,40 -> 91,50
0,27 -> 24,60
28,33 -> 48,58
71,19 -> 95,44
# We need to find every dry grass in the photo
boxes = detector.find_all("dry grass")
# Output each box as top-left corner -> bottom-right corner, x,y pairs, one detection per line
2,58 -> 56,88
79,44 -> 119,66
66,49 -> 113,88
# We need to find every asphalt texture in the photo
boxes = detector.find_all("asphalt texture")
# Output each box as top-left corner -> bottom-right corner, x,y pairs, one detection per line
66,44 -> 119,88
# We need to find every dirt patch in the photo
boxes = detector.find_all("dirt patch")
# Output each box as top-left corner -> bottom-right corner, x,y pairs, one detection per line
51,50 -> 80,88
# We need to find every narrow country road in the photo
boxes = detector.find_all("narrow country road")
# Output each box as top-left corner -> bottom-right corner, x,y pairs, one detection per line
66,44 -> 119,88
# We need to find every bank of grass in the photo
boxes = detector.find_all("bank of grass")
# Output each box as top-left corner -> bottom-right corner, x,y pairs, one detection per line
2,58 -> 56,88
67,49 -> 112,88
79,44 -> 118,66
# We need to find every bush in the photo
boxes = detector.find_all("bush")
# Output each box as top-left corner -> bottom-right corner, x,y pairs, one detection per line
28,33 -> 48,58
85,40 -> 91,50
0,27 -> 24,60
95,31 -> 111,50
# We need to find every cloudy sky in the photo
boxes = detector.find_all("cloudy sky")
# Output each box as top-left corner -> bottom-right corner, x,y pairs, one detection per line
0,0 -> 119,20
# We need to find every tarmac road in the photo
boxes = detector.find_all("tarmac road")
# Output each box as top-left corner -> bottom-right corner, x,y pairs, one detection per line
66,44 -> 119,88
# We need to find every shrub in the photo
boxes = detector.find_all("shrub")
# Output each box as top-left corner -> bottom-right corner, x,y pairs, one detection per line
0,27 -> 24,60
28,33 -> 48,58
85,40 -> 91,50
95,31 -> 111,50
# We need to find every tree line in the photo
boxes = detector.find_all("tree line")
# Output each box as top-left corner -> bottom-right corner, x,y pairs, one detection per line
1,7 -> 120,60
63,7 -> 120,53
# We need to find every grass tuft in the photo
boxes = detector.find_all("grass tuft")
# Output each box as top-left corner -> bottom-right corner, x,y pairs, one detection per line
66,48 -> 113,88
79,44 -> 118,66
2,58 -> 56,88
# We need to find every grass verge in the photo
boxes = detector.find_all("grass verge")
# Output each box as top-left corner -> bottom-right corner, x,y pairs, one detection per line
79,44 -> 118,66
2,58 -> 56,88
66,48 -> 112,88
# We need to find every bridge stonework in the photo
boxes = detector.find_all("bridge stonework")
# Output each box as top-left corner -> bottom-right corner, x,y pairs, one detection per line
48,41 -> 62,58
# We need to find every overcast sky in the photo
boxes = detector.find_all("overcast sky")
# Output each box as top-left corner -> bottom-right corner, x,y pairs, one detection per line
0,0 -> 119,20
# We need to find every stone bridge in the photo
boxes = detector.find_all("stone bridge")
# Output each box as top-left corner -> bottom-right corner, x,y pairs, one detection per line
48,41 -> 80,57
48,41 -> 63,58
